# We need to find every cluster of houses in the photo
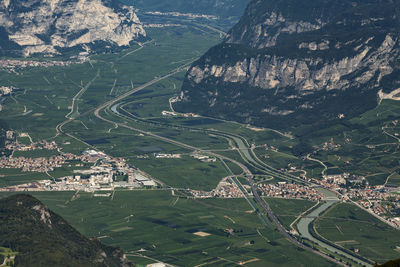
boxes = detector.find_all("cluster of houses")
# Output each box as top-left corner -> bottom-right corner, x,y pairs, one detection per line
258,182 -> 324,201
190,152 -> 217,163
0,86 -> 18,96
0,153 -> 77,172
190,177 -> 244,198
5,139 -> 58,152
0,58 -> 85,73
321,173 -> 367,189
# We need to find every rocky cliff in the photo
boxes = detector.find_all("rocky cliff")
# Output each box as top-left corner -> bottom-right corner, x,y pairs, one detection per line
0,0 -> 146,56
175,0 -> 400,129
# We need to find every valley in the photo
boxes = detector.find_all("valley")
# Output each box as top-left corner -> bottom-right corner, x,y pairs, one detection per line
0,1 -> 399,267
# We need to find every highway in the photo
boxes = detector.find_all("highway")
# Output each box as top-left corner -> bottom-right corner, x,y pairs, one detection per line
115,101 -> 308,185
247,176 -> 348,266
108,101 -> 374,266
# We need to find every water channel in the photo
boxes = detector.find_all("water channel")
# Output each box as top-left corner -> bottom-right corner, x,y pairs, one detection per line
297,190 -> 372,266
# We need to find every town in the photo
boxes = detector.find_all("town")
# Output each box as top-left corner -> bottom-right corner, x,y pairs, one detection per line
143,11 -> 218,20
0,134 -> 158,192
0,148 -> 157,193
0,58 -> 87,73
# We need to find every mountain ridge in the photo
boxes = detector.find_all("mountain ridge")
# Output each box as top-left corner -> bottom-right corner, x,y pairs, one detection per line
0,0 -> 146,56
175,0 -> 400,130
0,194 -> 132,267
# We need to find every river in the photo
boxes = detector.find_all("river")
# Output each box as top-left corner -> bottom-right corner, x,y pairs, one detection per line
297,192 -> 372,267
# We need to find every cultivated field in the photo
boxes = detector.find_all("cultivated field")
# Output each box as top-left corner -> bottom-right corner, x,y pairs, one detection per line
314,203 -> 400,263
0,191 -> 332,267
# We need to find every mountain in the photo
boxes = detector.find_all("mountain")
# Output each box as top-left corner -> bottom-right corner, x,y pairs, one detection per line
0,0 -> 146,57
126,0 -> 250,19
174,0 -> 400,130
0,194 -> 132,267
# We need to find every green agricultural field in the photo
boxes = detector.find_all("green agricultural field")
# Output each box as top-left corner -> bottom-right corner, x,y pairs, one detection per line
47,164 -> 93,178
365,173 -> 390,186
314,203 -> 400,264
0,25 -> 232,192
0,169 -> 49,187
0,191 -> 334,267
132,156 -> 228,191
16,136 -> 31,145
265,198 -> 316,230
0,26 -> 222,141
253,147 -> 302,170
387,172 -> 400,186
149,127 -> 231,151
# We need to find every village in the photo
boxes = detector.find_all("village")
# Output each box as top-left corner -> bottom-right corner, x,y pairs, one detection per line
258,182 -> 324,201
0,58 -> 87,73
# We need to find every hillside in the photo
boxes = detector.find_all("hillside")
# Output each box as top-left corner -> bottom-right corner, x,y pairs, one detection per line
0,194 -> 132,267
377,258 -> 400,267
0,121 -> 9,157
0,0 -> 146,57
175,0 -> 400,130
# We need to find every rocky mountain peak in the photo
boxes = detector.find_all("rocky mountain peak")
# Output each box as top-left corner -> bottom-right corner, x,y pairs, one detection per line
0,0 -> 146,56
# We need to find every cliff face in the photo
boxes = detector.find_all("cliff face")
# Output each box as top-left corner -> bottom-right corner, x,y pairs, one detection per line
0,0 -> 146,56
176,0 -> 400,129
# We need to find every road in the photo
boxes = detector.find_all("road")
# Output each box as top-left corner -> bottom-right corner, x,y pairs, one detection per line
55,61 -> 193,140
382,125 -> 400,144
116,102 -> 308,185
378,87 -> 400,103
306,155 -> 328,177
66,70 -> 100,119
94,63 -> 192,119
248,177 -> 348,266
